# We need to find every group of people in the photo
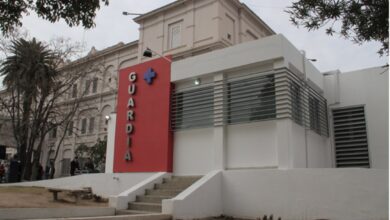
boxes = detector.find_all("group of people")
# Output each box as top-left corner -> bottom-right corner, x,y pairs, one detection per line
70,157 -> 96,176
0,156 -> 99,182
0,155 -> 22,183
0,155 -> 56,183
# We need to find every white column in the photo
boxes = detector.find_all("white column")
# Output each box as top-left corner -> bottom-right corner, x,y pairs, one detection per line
105,113 -> 117,173
213,73 -> 226,170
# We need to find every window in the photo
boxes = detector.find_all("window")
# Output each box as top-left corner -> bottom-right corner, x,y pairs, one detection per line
49,127 -> 57,139
172,86 -> 214,130
92,77 -> 98,93
81,118 -> 87,134
61,159 -> 70,176
168,21 -> 182,49
85,80 -> 91,95
309,95 -> 321,133
72,84 -> 77,98
290,81 -> 303,125
89,117 -> 95,133
332,106 -> 370,168
227,74 -> 276,124
67,121 -> 73,136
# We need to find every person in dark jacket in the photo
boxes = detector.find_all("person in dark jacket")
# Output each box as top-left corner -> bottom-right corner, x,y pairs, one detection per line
70,157 -> 79,176
8,155 -> 21,183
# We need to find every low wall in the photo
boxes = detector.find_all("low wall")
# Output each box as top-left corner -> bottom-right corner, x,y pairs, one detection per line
2,173 -> 156,197
163,170 -> 222,219
0,207 -> 115,220
109,172 -> 170,209
222,169 -> 388,220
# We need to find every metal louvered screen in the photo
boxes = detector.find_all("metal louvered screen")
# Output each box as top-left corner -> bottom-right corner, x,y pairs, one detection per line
171,86 -> 214,130
227,74 -> 276,124
332,106 -> 370,168
171,68 -> 328,136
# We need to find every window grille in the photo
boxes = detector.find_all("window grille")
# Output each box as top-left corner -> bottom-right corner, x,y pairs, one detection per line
227,74 -> 276,124
332,106 -> 370,168
171,86 -> 214,130
170,68 -> 328,136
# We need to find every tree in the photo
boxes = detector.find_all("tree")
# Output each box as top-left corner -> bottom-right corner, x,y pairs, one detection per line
0,34 -> 93,180
75,140 -> 107,173
0,0 -> 109,35
287,0 -> 389,56
0,38 -> 58,180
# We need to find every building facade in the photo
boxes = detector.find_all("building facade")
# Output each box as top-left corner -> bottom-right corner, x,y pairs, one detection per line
41,0 -> 280,177
0,0 -> 387,219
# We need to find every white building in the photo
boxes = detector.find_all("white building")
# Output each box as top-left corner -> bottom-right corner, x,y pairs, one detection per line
0,0 -> 387,219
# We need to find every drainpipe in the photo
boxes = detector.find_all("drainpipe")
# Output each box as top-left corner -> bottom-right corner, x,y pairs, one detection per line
301,50 -> 309,168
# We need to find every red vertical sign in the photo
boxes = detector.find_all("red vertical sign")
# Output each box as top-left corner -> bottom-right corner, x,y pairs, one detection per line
114,57 -> 173,172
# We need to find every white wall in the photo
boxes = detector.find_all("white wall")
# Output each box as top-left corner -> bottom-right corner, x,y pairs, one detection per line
324,66 -> 389,169
226,121 -> 278,169
173,128 -> 215,175
222,169 -> 388,220
2,173 -> 155,198
163,170 -> 222,219
307,130 -> 332,168
276,119 -> 332,169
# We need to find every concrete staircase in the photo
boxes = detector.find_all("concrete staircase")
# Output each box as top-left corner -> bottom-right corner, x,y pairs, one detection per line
116,176 -> 201,215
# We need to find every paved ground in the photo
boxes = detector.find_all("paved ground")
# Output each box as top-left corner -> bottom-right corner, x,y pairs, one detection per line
0,186 -> 108,208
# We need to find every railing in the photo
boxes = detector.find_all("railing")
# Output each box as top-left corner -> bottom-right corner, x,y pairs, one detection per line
171,68 -> 328,136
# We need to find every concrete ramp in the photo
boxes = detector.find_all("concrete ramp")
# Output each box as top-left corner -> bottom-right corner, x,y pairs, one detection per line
32,213 -> 171,220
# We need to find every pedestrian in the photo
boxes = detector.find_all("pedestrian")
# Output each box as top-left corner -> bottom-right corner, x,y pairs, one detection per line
70,157 -> 79,176
8,155 -> 21,183
0,162 -> 5,183
44,165 -> 50,179
49,160 -> 55,179
36,163 -> 43,180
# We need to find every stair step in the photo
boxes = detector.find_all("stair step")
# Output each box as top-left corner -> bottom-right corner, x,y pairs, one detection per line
116,209 -> 162,216
154,182 -> 192,190
137,195 -> 172,203
128,202 -> 162,212
145,189 -> 182,196
163,176 -> 201,183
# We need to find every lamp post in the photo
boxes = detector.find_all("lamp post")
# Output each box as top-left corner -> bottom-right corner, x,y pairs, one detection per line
142,47 -> 172,63
122,11 -> 143,16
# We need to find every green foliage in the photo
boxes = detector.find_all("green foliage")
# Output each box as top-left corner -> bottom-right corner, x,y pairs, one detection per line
75,140 -> 107,170
0,0 -> 109,35
0,38 -> 57,92
287,0 -> 389,56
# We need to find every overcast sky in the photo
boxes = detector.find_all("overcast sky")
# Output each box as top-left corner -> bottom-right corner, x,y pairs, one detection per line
9,0 -> 390,73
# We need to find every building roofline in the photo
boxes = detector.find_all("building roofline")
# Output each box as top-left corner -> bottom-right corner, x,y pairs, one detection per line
133,0 -> 186,23
133,0 -> 275,35
60,40 -> 139,71
239,2 -> 276,35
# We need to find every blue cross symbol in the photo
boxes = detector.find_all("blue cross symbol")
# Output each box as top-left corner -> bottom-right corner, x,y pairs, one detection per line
143,68 -> 156,85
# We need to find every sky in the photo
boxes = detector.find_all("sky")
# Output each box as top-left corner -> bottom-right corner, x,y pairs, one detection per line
5,0 -> 390,74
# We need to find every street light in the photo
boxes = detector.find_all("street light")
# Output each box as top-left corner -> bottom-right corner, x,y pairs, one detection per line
122,11 -> 143,16
142,47 -> 172,63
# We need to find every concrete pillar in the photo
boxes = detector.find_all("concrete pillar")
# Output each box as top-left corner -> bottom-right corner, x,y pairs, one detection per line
213,73 -> 226,170
105,113 -> 117,173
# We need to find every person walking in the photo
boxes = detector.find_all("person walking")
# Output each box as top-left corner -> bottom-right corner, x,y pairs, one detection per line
70,157 -> 79,176
0,163 -> 5,183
